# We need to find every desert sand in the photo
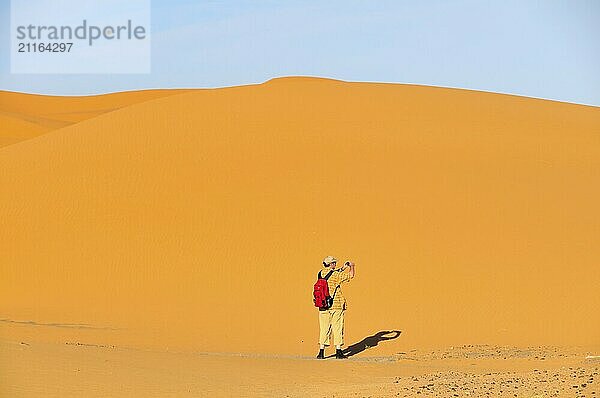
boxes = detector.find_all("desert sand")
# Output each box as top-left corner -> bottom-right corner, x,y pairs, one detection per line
1,77 -> 599,396
0,89 -> 189,147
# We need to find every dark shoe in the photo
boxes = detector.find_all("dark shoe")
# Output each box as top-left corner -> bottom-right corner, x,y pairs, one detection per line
335,349 -> 347,359
316,349 -> 325,359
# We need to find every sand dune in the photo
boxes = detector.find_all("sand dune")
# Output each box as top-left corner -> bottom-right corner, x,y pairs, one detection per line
1,78 -> 599,362
0,89 -> 190,147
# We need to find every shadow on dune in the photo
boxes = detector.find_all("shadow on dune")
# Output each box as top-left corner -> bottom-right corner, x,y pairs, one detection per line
336,330 -> 402,358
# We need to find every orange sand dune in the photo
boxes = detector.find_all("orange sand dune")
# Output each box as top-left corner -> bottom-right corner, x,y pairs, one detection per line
0,89 -> 190,147
1,77 -> 599,358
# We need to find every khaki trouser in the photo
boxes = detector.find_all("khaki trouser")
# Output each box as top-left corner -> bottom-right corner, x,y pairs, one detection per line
318,309 -> 345,347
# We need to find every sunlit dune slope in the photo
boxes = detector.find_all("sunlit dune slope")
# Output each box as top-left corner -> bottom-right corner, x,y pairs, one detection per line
0,113 -> 49,147
1,77 -> 599,356
0,89 -> 190,147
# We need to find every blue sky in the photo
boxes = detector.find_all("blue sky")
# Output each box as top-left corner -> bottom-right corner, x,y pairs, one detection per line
1,0 -> 599,105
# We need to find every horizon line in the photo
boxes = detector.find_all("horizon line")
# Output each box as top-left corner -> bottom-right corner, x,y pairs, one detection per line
1,76 -> 598,108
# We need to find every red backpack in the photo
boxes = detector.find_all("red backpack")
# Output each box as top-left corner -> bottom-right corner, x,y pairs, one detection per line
313,270 -> 335,309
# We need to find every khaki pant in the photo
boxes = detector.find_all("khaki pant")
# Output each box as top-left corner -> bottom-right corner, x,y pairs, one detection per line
318,309 -> 345,347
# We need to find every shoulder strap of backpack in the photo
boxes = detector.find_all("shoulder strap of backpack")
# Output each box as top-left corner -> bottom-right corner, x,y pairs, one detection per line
330,270 -> 342,298
331,284 -> 341,299
318,270 -> 335,280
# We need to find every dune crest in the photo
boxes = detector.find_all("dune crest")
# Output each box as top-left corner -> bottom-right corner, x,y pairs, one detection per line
0,89 -> 191,147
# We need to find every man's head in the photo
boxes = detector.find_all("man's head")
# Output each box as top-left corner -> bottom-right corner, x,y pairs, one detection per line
323,255 -> 338,269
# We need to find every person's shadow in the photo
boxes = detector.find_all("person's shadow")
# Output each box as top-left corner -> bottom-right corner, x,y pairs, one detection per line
334,330 -> 402,358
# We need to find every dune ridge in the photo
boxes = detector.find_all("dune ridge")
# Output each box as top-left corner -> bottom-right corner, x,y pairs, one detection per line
0,89 -> 191,147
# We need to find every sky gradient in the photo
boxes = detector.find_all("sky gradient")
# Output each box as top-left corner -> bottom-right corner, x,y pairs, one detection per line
1,0 -> 599,105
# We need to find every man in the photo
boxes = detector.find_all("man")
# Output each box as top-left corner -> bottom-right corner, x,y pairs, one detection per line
316,255 -> 356,359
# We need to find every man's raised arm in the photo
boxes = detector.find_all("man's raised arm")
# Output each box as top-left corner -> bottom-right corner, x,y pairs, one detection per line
341,261 -> 355,282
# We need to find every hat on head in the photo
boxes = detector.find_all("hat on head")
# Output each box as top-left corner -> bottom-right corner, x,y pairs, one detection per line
323,255 -> 338,265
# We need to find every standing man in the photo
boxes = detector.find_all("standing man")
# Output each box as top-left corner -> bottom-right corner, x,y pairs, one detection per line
316,255 -> 356,359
